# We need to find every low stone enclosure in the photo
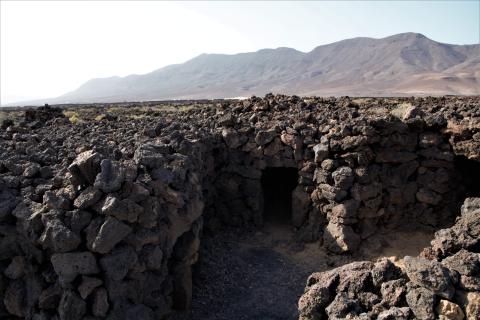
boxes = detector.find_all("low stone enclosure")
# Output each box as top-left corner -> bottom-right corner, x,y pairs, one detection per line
0,95 -> 479,319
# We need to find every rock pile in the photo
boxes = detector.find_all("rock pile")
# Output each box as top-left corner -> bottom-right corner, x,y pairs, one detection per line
298,197 -> 480,320
0,94 -> 479,319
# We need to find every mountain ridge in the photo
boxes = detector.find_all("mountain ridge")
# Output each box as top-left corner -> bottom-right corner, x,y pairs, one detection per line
13,33 -> 480,105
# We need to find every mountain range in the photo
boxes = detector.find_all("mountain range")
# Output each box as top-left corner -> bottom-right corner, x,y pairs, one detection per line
32,33 -> 480,104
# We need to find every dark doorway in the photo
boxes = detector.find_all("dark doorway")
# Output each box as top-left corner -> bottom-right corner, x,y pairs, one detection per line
261,167 -> 298,224
455,156 -> 480,197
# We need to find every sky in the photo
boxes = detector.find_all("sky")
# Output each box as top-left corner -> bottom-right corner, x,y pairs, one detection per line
1,0 -> 479,105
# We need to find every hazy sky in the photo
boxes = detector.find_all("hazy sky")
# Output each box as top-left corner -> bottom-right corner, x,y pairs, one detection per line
1,1 -> 479,105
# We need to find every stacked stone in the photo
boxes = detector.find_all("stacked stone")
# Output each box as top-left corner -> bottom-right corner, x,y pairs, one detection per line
298,197 -> 480,320
1,143 -> 208,318
0,94 -> 479,319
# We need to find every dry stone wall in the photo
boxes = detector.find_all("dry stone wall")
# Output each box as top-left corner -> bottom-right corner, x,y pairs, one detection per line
0,95 -> 479,319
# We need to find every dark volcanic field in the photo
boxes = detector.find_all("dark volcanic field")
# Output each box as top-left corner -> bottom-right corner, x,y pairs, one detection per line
0,95 -> 479,320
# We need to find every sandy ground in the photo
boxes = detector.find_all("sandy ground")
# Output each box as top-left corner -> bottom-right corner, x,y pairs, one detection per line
171,222 -> 435,320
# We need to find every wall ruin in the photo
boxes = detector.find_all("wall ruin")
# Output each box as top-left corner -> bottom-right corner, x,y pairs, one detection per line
0,95 -> 479,319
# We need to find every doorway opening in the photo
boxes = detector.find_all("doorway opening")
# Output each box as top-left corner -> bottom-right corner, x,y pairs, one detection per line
455,156 -> 480,197
261,167 -> 299,224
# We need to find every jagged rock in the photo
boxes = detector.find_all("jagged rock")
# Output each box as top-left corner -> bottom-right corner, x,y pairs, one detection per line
99,246 -> 138,281
405,285 -> 435,320
292,186 -> 310,227
23,162 -> 41,178
222,128 -> 247,148
73,187 -> 102,209
332,166 -> 354,190
298,272 -> 338,320
436,299 -> 464,320
38,284 -> 62,309
329,199 -> 360,225
64,210 -> 92,233
4,256 -> 25,279
58,291 -> 86,320
91,288 -> 109,317
4,280 -> 26,317
100,195 -> 142,223
91,216 -> 132,254
39,218 -> 81,253
324,222 -> 360,253
372,258 -> 402,287
404,256 -> 456,299
325,292 -> 361,318
416,188 -> 442,205
51,252 -> 99,283
94,159 -> 125,193
377,307 -> 411,320
463,292 -> 480,319
77,276 -> 102,299
380,279 -> 406,308
68,150 -> 101,186
313,141 -> 329,163
255,129 -> 276,145
43,191 -> 71,210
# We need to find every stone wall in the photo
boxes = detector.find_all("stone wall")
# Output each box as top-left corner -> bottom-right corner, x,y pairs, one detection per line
0,95 -> 478,319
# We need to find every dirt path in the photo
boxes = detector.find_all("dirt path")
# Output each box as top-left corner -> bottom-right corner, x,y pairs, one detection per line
171,223 -> 435,320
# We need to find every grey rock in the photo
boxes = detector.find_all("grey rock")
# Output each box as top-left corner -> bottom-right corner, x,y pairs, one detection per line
325,292 -> 361,318
43,191 -> 70,210
377,307 -> 411,320
324,222 -> 360,253
73,186 -> 102,209
51,252 -> 99,283
64,210 -> 92,233
94,159 -> 125,193
39,218 -> 81,253
255,129 -> 276,145
92,288 -> 109,317
332,166 -> 354,190
101,195 -> 142,223
4,256 -> 25,279
67,150 -> 101,186
58,291 -> 86,320
77,276 -> 102,299
416,188 -> 442,205
100,246 -> 138,281
313,142 -> 329,163
291,186 -> 310,227
91,216 -> 132,254
38,284 -> 62,309
4,280 -> 26,317
405,285 -> 435,320
404,256 -> 455,299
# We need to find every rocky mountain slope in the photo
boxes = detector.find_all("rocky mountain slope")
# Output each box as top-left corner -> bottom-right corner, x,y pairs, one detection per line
44,33 -> 480,104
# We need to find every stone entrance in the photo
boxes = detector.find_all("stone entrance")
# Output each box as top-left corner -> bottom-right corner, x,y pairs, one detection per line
261,167 -> 298,225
